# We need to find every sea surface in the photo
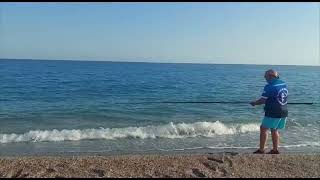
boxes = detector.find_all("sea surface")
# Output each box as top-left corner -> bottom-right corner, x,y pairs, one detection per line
0,59 -> 319,156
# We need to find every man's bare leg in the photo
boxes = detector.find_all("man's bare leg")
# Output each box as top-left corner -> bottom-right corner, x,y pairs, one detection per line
259,126 -> 269,151
271,129 -> 279,151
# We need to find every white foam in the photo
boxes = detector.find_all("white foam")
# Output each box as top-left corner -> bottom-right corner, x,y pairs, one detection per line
207,142 -> 320,149
280,142 -> 320,148
207,146 -> 257,149
0,121 -> 260,144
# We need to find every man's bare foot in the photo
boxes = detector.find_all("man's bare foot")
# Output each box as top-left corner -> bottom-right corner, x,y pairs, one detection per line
253,149 -> 265,154
267,149 -> 280,154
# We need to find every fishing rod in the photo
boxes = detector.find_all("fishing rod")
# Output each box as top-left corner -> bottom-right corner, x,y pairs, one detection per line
116,101 -> 314,105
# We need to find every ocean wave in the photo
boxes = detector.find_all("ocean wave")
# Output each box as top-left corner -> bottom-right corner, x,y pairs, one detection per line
0,121 -> 260,144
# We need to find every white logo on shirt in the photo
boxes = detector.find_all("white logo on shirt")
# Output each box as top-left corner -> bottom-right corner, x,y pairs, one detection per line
277,88 -> 288,105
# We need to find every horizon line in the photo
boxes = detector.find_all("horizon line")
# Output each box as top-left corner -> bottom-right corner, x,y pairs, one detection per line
0,58 -> 319,67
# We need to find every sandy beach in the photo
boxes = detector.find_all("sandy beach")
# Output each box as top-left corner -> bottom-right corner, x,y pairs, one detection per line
0,153 -> 319,178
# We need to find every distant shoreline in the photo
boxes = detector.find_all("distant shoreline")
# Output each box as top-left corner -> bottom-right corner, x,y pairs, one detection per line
0,153 -> 319,178
0,58 -> 318,67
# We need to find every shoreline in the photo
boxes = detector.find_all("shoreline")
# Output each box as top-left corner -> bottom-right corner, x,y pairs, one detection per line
1,147 -> 318,158
1,153 -> 319,178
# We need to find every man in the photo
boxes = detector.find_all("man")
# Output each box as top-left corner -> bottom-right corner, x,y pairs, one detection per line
250,69 -> 288,154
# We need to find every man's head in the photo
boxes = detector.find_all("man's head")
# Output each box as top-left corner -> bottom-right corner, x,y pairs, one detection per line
264,69 -> 279,82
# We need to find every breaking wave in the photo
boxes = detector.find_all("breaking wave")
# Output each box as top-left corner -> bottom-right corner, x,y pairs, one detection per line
0,121 -> 260,144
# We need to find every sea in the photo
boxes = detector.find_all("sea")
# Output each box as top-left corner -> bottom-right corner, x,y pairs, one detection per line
0,59 -> 319,156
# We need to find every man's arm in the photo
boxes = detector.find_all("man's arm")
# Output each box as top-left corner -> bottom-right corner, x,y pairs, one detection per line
250,85 -> 269,106
250,97 -> 266,106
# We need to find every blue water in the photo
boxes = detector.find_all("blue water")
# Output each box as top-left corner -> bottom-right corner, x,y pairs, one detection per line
0,59 -> 319,156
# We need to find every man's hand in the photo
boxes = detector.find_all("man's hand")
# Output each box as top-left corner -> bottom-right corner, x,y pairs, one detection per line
250,98 -> 266,106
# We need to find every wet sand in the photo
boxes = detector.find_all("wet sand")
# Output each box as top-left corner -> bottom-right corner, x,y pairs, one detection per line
0,153 -> 319,178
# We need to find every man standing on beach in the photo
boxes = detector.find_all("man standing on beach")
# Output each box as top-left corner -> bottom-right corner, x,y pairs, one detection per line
250,69 -> 288,154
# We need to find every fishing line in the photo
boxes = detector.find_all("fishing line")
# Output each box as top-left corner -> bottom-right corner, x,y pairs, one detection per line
116,101 -> 314,105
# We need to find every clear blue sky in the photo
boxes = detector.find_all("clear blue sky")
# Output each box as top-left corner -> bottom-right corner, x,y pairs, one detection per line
0,2 -> 319,65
